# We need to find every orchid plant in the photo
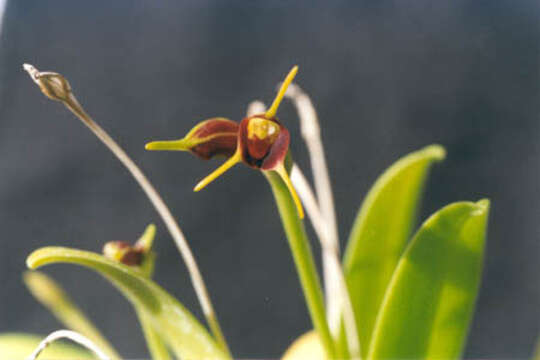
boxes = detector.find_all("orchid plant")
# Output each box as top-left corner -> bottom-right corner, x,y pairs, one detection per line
0,64 -> 490,360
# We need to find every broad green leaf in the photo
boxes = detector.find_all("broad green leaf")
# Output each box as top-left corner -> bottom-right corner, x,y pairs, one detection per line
23,271 -> 120,360
0,333 -> 94,360
343,144 -> 445,355
27,247 -> 230,360
367,200 -> 490,359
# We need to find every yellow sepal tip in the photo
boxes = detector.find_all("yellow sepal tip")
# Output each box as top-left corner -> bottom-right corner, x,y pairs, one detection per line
274,163 -> 304,219
145,139 -> 190,151
265,65 -> 299,119
193,150 -> 242,192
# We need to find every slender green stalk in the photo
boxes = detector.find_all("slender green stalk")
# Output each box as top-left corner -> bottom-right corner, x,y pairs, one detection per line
284,84 -> 360,358
265,171 -> 336,359
23,272 -> 120,360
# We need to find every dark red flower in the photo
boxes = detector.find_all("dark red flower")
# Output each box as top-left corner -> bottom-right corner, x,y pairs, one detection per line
145,66 -> 304,218
145,117 -> 239,160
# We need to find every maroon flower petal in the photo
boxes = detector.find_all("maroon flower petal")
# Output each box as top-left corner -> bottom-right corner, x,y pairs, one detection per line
260,125 -> 289,170
146,117 -> 239,160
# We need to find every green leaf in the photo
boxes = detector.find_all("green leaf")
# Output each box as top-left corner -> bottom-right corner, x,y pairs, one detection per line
367,200 -> 490,359
27,247 -> 230,360
343,144 -> 445,355
23,271 -> 121,360
135,306 -> 172,360
0,333 -> 94,360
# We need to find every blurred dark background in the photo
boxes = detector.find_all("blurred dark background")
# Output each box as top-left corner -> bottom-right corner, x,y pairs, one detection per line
0,1 -> 538,358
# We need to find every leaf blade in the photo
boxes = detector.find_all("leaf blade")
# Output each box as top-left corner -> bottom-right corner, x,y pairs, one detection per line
367,200 -> 489,359
343,144 -> 445,355
23,271 -> 121,360
0,333 -> 94,360
26,247 -> 229,360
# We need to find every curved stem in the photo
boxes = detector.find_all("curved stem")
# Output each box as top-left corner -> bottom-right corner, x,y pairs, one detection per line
285,84 -> 360,358
264,171 -> 336,359
23,272 -> 121,360
26,330 -> 110,360
61,96 -> 230,356
22,62 -> 230,357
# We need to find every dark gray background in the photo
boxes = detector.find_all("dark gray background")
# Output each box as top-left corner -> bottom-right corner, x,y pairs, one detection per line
0,1 -> 538,358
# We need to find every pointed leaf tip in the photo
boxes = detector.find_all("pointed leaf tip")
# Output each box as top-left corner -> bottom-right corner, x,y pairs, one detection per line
420,144 -> 446,161
475,198 -> 490,212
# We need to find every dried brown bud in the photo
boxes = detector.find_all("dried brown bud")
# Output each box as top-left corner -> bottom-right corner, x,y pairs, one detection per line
23,64 -> 73,102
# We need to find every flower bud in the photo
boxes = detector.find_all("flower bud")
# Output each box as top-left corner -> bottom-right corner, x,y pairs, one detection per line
23,64 -> 73,102
103,241 -> 144,266
102,224 -> 156,268
145,118 -> 239,160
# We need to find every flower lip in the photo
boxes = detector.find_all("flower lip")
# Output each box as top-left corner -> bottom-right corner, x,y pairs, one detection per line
238,115 -> 290,170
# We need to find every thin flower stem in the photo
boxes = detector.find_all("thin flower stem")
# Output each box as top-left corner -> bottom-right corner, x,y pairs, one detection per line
264,171 -> 336,359
22,65 -> 231,358
292,164 -> 361,358
283,84 -> 341,321
246,100 -> 267,116
26,330 -> 110,360
290,164 -> 326,240
283,84 -> 361,358
248,101 -> 335,358
63,96 -> 231,357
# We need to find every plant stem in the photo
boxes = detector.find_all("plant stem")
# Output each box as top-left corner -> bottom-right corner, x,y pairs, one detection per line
284,83 -> 341,322
22,65 -> 230,358
26,330 -> 110,360
265,171 -> 336,359
285,84 -> 360,358
62,96 -> 231,357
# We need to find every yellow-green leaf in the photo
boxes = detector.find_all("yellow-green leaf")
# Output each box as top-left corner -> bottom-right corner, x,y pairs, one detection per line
343,144 -> 445,356
23,271 -> 120,360
0,333 -> 94,360
367,200 -> 490,359
27,247 -> 229,360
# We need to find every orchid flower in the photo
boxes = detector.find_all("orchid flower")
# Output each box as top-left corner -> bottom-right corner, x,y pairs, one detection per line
145,66 -> 304,218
